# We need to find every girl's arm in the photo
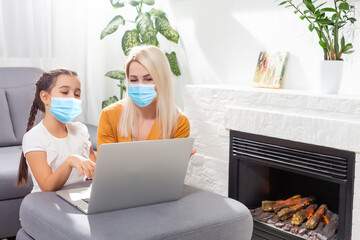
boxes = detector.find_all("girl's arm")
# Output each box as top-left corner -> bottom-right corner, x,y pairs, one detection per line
26,151 -> 96,192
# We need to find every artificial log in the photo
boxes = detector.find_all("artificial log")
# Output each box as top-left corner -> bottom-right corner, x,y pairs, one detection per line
323,209 -> 334,224
253,211 -> 272,222
273,196 -> 314,213
282,223 -> 292,231
277,201 -> 309,220
267,214 -> 280,225
290,225 -> 300,234
250,207 -> 263,218
291,204 -> 318,225
314,222 -> 325,234
321,213 -> 339,239
262,195 -> 301,211
298,227 -> 308,236
274,222 -> 286,228
260,213 -> 275,223
276,196 -> 316,220
306,204 -> 328,230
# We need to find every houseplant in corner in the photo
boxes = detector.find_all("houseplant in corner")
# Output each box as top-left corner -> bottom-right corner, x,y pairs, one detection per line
277,0 -> 357,93
100,0 -> 181,108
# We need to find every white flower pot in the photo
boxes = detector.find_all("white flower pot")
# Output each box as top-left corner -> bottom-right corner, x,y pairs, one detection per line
314,60 -> 344,94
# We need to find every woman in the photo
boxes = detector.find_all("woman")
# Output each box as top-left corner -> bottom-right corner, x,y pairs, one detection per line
97,45 -> 190,148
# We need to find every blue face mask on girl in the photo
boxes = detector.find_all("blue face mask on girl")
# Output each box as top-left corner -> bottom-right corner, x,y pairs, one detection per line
50,97 -> 82,123
127,84 -> 157,107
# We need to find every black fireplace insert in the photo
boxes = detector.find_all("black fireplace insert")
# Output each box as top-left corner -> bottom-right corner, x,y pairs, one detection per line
228,130 -> 355,240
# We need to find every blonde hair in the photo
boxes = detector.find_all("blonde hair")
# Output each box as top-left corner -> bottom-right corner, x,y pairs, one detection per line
119,45 -> 180,139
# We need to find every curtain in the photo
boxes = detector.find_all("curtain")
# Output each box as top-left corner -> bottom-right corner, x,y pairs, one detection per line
0,0 -> 93,123
0,0 -> 187,124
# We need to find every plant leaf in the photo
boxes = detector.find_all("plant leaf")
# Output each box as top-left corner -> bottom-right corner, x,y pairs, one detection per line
315,2 -> 327,9
129,0 -> 141,6
105,70 -> 126,80
110,0 -> 125,8
341,36 -> 345,49
130,0 -> 154,6
319,40 -> 327,49
349,17 -> 357,24
315,19 -> 333,25
155,15 -> 179,43
332,13 -> 340,21
136,12 -> 158,46
300,14 -> 307,20
122,29 -> 141,56
304,0 -> 316,13
100,15 -> 125,40
342,50 -> 355,54
320,7 -> 337,12
102,96 -> 119,109
309,22 -> 315,31
339,2 -> 350,11
149,8 -> 166,18
342,43 -> 353,52
278,1 -> 288,6
165,51 -> 181,76
143,0 -> 155,5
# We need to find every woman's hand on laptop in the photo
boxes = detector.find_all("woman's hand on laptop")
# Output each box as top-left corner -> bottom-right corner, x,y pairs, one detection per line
67,155 -> 96,179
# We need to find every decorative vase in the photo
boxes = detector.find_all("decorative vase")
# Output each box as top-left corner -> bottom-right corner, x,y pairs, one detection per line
314,60 -> 344,94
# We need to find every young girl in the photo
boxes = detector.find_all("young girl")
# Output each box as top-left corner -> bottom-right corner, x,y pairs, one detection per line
17,69 -> 96,192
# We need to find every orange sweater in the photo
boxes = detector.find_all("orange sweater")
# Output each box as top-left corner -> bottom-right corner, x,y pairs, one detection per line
97,102 -> 190,150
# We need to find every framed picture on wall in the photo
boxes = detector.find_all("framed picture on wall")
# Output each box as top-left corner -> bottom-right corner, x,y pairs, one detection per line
253,51 -> 289,89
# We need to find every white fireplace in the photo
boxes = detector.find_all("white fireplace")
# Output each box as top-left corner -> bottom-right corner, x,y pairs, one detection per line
184,85 -> 360,239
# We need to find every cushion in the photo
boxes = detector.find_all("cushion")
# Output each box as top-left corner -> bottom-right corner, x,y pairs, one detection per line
84,123 -> 98,151
0,198 -> 23,238
20,183 -> 253,240
0,67 -> 43,89
0,146 -> 32,200
0,89 -> 17,146
0,67 -> 43,145
6,85 -> 37,144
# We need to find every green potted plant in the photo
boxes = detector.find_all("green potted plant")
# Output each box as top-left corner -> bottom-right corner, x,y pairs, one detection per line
100,0 -> 181,108
277,0 -> 357,93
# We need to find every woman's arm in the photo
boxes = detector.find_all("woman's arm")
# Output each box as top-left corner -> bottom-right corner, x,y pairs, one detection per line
174,115 -> 196,156
173,115 -> 190,138
26,151 -> 96,192
97,109 -> 117,150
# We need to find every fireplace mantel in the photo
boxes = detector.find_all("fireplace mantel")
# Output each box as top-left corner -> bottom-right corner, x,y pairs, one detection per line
184,84 -> 360,239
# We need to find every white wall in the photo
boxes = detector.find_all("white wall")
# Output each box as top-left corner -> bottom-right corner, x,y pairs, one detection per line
159,0 -> 360,94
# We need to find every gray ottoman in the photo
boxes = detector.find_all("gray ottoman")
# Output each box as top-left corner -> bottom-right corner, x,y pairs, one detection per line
17,182 -> 253,240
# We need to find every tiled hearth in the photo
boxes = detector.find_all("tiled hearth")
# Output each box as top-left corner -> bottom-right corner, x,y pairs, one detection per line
184,85 -> 360,239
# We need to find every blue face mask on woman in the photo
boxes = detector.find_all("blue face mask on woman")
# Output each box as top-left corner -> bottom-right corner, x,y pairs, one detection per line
127,84 -> 157,107
50,97 -> 82,123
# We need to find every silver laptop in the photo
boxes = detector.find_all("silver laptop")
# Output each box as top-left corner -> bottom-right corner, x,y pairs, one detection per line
56,138 -> 194,214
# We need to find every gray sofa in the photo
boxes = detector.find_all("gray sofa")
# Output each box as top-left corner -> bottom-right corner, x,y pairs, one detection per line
0,67 -> 98,239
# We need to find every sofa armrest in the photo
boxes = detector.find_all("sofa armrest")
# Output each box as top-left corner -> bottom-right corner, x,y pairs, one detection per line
84,123 -> 98,151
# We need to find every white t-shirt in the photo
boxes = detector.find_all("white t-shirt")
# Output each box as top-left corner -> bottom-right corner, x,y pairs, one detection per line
22,120 -> 92,193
